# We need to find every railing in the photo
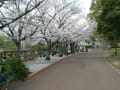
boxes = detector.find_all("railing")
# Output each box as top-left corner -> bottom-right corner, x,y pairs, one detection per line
0,61 -> 16,90
0,50 -> 37,61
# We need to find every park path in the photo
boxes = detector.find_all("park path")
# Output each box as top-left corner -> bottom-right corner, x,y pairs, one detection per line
16,49 -> 120,90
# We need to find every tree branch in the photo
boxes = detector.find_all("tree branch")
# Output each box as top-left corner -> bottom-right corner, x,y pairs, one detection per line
0,0 -> 46,29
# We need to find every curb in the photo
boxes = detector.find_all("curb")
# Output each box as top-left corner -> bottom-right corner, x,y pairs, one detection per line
26,57 -> 64,80
26,54 -> 74,79
105,56 -> 120,75
104,50 -> 120,75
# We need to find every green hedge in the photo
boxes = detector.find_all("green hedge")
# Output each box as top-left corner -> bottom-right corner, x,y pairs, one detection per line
1,58 -> 29,81
85,45 -> 93,48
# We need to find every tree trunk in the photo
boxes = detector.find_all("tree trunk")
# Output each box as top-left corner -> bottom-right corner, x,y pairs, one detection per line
16,42 -> 21,58
70,43 -> 72,53
113,37 -> 117,55
46,48 -> 51,60
70,42 -> 75,54
63,42 -> 68,54
114,45 -> 117,55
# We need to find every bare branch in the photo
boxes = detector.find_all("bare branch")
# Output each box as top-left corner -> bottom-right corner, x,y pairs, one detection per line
0,0 -> 4,8
0,0 -> 46,29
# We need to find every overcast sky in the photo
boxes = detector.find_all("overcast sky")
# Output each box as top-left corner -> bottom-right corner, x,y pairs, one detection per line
76,0 -> 93,40
73,0 -> 92,25
78,0 -> 92,15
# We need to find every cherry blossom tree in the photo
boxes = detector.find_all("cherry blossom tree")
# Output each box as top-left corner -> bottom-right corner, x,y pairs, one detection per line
0,0 -> 90,59
32,0 -> 81,60
0,0 -> 41,57
0,0 -> 46,29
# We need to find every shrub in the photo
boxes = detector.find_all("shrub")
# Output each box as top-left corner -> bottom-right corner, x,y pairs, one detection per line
1,58 -> 29,81
0,57 -> 3,62
0,64 -> 14,83
86,45 -> 93,48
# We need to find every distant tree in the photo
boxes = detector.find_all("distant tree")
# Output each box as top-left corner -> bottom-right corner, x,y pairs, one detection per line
33,0 -> 80,60
32,42 -> 47,51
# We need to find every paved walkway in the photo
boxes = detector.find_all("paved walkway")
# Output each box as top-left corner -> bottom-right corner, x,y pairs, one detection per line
24,55 -> 66,72
16,49 -> 120,90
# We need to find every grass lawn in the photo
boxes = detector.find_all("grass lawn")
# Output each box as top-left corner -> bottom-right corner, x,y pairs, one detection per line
106,48 -> 120,69
108,48 -> 120,56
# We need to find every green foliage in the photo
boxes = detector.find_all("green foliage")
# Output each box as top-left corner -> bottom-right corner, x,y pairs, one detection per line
1,58 -> 29,81
52,43 -> 64,56
90,35 -> 96,42
32,42 -> 47,51
90,31 -> 105,44
108,48 -> 120,56
86,45 -> 93,48
0,58 -> 3,62
90,0 -> 120,38
0,67 -> 15,83
0,35 -> 16,50
90,0 -> 120,52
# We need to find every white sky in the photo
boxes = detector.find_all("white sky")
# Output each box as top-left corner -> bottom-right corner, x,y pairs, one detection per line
76,0 -> 93,41
81,0 -> 92,14
66,0 -> 92,14
77,0 -> 92,15
73,0 -> 92,26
